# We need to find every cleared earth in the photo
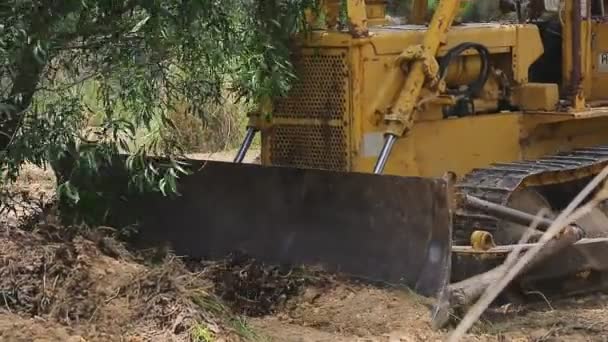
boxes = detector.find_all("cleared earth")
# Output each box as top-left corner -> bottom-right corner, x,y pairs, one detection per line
2,153 -> 608,342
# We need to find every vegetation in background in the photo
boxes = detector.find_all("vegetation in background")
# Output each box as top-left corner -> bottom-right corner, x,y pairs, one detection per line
386,0 -> 413,17
0,0 -> 322,213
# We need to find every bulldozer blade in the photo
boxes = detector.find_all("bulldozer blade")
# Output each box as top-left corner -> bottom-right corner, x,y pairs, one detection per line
127,159 -> 453,298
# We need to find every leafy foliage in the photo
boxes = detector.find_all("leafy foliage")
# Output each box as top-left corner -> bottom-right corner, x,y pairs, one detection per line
0,0 -> 322,217
231,0 -> 317,107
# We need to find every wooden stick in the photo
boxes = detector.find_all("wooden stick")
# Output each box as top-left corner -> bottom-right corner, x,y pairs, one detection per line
447,166 -> 608,341
431,207 -> 551,330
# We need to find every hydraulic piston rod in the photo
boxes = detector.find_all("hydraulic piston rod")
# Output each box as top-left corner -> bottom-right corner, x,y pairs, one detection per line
233,127 -> 257,163
373,0 -> 461,174
373,134 -> 397,174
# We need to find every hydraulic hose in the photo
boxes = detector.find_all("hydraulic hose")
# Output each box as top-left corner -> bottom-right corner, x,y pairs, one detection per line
438,42 -> 491,100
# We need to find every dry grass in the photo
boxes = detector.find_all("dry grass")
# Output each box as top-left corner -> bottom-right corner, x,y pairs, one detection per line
166,98 -> 251,154
79,78 -> 252,155
0,216 -> 265,341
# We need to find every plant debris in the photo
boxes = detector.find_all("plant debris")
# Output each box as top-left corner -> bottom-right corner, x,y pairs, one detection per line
0,221 -> 246,341
193,251 -> 333,317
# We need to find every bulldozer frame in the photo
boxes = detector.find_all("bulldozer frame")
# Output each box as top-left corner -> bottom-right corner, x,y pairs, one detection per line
64,0 -> 608,328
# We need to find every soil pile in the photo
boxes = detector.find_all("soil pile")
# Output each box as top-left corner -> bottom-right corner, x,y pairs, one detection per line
0,221 -> 254,341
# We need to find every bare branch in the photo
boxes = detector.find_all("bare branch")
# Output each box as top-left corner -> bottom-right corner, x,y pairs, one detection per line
448,166 -> 608,341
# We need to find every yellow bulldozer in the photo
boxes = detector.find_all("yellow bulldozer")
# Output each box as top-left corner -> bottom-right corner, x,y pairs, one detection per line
103,0 -> 608,327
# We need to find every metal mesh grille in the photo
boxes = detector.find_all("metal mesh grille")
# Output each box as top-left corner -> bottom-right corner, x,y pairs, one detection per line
269,49 -> 350,171
271,124 -> 347,171
274,52 -> 348,119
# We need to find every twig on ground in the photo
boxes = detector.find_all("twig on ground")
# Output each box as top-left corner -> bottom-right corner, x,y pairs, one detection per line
2,292 -> 12,313
523,290 -> 554,311
535,325 -> 560,341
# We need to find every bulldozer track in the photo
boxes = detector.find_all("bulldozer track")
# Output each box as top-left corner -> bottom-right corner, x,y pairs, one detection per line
453,145 -> 608,243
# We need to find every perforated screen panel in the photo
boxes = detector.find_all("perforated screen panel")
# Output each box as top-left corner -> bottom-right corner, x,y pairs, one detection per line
270,124 -> 347,171
269,49 -> 350,171
274,52 -> 348,120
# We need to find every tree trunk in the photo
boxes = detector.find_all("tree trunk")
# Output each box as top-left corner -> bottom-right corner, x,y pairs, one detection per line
0,44 -> 46,151
0,2 -> 68,152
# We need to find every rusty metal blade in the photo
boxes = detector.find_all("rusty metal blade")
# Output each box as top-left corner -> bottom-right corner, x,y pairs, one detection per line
131,160 -> 453,297
83,159 -> 453,298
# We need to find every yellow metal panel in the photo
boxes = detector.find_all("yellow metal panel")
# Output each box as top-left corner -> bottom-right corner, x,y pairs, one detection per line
520,115 -> 608,160
350,45 -> 363,166
512,83 -> 559,111
368,23 -> 520,56
291,31 -> 355,49
353,112 -> 608,179
353,114 -> 522,178
513,26 -> 544,83
263,11 -> 608,183
366,0 -> 388,26
411,114 -> 522,178
591,21 -> 608,101
346,0 -> 369,37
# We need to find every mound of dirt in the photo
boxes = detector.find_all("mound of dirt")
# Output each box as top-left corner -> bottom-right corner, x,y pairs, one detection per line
0,223 -> 249,341
249,281 -> 444,342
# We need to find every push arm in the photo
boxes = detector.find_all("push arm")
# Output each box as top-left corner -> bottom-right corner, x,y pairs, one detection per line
374,0 -> 462,174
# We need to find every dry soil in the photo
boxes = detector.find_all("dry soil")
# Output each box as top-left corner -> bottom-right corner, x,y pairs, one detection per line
2,157 -> 608,342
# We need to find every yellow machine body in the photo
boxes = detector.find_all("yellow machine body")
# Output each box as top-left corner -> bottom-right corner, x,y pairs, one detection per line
259,5 -> 608,183
251,0 -> 608,262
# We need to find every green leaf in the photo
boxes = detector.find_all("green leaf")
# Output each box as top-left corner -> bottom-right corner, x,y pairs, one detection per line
1,0 -> 310,224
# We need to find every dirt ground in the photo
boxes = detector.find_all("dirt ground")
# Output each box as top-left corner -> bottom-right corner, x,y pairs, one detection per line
186,148 -> 261,164
2,159 -> 608,342
249,287 -> 608,341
